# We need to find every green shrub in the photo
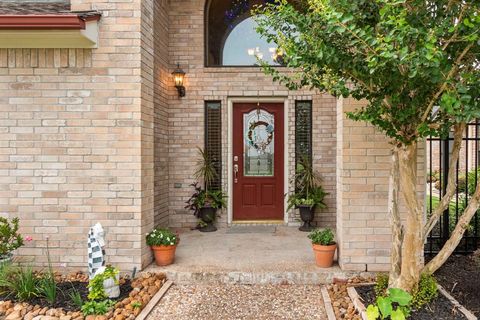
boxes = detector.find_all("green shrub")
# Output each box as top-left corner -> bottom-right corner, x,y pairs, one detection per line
373,273 -> 438,311
374,273 -> 389,297
0,217 -> 24,257
411,273 -> 438,309
0,261 -> 17,296
87,266 -> 119,301
81,300 -> 115,316
308,228 -> 335,245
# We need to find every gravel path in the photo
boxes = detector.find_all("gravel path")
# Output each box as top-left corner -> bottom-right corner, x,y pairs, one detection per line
148,284 -> 326,320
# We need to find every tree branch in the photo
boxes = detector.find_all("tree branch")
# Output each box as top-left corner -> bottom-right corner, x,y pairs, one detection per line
421,43 -> 474,122
442,3 -> 467,51
423,123 -> 466,238
423,179 -> 480,274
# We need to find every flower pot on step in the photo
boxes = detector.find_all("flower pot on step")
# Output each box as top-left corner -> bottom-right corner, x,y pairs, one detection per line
298,205 -> 316,232
151,245 -> 177,266
312,243 -> 337,268
199,206 -> 217,232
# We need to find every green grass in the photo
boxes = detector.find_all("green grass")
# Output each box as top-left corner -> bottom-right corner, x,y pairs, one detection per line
426,194 -> 458,214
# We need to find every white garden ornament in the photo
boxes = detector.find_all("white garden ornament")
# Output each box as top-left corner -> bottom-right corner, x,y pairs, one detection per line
87,222 -> 106,280
87,223 -> 120,298
93,266 -> 120,299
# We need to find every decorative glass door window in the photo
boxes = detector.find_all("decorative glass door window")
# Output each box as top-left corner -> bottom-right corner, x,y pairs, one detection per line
244,108 -> 275,176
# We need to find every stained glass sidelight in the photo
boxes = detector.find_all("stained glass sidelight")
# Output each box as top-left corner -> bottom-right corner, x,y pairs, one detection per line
244,108 -> 275,176
295,101 -> 312,191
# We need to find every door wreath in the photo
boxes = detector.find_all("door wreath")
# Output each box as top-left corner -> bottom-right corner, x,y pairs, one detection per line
247,121 -> 274,152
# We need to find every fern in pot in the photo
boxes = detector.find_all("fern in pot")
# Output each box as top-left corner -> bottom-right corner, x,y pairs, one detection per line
185,148 -> 227,232
287,155 -> 328,231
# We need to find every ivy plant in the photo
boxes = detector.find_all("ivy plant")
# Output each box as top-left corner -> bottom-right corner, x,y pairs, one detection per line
87,266 -> 119,301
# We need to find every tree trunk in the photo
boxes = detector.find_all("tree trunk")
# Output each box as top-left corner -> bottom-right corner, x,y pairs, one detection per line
396,142 -> 424,292
423,179 -> 480,274
424,123 -> 466,237
388,148 -> 403,288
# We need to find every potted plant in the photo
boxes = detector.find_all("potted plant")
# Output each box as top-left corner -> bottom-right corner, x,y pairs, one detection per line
0,217 -> 24,264
287,155 -> 328,231
185,148 -> 227,232
308,228 -> 337,268
146,228 -> 179,266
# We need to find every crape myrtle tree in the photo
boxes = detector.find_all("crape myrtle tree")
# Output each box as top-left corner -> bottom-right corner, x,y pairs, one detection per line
255,0 -> 480,291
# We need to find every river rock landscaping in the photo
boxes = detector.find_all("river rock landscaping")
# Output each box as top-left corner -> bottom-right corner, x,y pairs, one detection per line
326,278 -> 366,320
0,272 -> 167,320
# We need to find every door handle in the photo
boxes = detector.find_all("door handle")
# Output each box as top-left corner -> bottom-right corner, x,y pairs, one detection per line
234,164 -> 239,183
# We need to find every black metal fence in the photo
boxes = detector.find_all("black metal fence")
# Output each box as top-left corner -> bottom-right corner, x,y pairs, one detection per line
425,120 -> 480,254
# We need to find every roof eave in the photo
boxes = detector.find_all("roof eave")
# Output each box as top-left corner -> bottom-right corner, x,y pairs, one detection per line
0,14 -> 101,30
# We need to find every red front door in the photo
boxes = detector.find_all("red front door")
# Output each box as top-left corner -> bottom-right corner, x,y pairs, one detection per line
233,103 -> 284,221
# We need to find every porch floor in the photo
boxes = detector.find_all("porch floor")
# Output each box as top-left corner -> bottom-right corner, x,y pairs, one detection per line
144,226 -> 366,284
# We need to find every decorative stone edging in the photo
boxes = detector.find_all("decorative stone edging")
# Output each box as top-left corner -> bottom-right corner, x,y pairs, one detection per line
321,285 -> 337,320
347,284 -> 478,320
0,273 -> 168,320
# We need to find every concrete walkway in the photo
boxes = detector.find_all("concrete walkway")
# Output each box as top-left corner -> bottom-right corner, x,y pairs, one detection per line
145,226 -> 366,284
147,283 -> 327,320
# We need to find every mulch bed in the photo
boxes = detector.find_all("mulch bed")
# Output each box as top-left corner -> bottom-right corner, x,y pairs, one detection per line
0,272 -> 167,320
356,285 -> 468,320
434,253 -> 480,317
0,279 -> 132,312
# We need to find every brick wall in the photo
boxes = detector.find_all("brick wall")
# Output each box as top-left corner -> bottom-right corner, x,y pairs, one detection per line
153,0 -> 170,228
0,0 -> 159,271
337,97 -> 426,272
167,0 -> 338,229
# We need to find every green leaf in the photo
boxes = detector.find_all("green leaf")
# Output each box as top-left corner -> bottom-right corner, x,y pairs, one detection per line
391,308 -> 407,320
388,288 -> 412,306
366,305 -> 380,320
377,296 -> 393,317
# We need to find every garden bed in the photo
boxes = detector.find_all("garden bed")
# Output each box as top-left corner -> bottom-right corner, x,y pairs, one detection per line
0,272 -> 167,320
355,285 -> 469,320
434,253 -> 480,317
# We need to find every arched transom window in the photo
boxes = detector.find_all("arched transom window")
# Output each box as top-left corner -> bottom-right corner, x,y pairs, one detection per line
205,0 -> 284,67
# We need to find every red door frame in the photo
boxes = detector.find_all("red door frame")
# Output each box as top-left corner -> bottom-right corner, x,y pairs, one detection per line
232,102 -> 284,221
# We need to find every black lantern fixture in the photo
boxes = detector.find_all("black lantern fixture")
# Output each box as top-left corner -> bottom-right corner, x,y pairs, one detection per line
172,64 -> 186,97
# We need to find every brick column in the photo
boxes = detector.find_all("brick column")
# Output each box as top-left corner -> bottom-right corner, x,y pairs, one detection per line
337,97 -> 426,272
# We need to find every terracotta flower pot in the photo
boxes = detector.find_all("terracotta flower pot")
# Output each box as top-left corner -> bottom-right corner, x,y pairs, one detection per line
312,243 -> 337,268
151,245 -> 177,266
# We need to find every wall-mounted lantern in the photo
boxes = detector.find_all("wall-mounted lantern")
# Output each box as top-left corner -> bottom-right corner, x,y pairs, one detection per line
172,64 -> 186,97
